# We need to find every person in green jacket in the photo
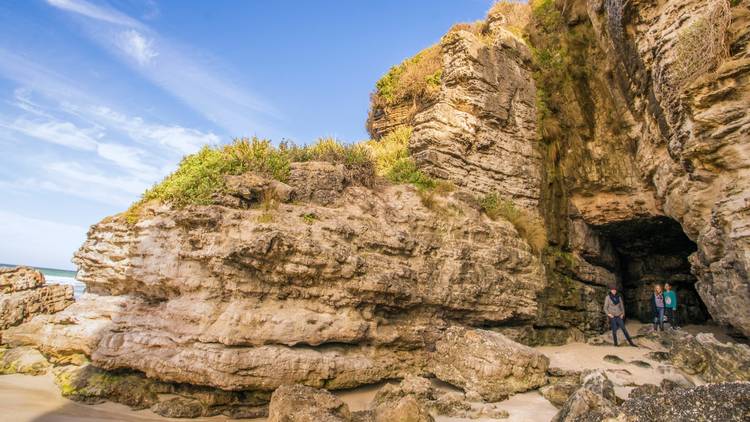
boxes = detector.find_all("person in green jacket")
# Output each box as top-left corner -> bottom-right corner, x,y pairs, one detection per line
663,283 -> 679,329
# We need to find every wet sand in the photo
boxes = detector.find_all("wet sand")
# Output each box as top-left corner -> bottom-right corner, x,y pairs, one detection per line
0,373 -> 260,422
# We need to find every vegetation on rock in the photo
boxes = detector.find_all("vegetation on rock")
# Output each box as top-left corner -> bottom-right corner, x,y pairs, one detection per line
480,192 -> 547,253
671,0 -> 731,90
371,45 -> 442,108
123,127 -> 447,223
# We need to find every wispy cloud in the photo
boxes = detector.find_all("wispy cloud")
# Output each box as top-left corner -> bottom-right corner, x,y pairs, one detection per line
46,0 -> 142,28
84,106 -> 219,154
2,118 -> 100,150
45,0 -> 278,135
116,29 -> 158,65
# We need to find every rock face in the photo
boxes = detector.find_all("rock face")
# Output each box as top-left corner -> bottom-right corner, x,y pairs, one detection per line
431,327 -> 549,401
67,170 -> 545,392
409,22 -> 541,209
553,0 -> 750,336
0,266 -> 73,330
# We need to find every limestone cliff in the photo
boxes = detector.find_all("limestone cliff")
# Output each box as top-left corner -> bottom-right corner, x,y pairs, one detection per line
2,0 -> 749,418
529,0 -> 750,336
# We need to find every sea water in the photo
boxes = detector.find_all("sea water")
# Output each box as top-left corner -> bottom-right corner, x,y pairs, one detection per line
0,264 -> 86,298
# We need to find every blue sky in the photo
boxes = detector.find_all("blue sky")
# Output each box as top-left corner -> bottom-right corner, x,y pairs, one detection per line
0,0 -> 496,270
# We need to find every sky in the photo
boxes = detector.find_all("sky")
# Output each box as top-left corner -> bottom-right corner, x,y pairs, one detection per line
0,0 -> 496,270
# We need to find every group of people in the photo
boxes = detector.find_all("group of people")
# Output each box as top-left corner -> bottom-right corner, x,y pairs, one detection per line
603,283 -> 680,346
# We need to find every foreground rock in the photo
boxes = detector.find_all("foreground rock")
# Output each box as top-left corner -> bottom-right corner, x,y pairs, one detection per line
553,367 -> 750,422
665,331 -> 750,382
432,327 -> 549,401
0,346 -> 50,375
267,384 -> 351,422
0,266 -> 73,330
615,382 -> 750,422
552,371 -> 618,422
53,364 -> 269,418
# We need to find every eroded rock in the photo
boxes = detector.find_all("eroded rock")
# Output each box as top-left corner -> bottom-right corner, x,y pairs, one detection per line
0,267 -> 73,330
431,327 -> 549,401
267,384 -> 351,422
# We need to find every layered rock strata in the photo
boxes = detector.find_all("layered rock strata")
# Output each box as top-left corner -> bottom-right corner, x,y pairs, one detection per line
409,22 -> 542,209
0,266 -> 73,330
559,0 -> 750,335
62,162 -> 547,394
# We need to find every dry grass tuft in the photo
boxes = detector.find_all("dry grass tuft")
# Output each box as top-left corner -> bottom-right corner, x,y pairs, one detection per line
480,192 -> 547,253
671,0 -> 731,90
372,45 -> 442,108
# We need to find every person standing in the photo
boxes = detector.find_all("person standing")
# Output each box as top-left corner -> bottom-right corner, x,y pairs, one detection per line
651,284 -> 666,331
663,283 -> 679,329
603,284 -> 636,347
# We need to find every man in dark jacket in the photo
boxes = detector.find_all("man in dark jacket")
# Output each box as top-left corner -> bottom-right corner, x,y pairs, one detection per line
603,284 -> 636,346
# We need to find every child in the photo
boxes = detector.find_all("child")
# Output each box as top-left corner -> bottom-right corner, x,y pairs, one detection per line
651,284 -> 665,331
663,283 -> 679,329
603,284 -> 636,346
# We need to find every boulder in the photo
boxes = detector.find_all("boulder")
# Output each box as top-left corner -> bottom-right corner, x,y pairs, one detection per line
0,346 -> 50,375
69,182 -> 545,391
287,161 -> 349,205
3,294 -> 127,364
267,384 -> 351,422
0,266 -> 73,330
224,173 -> 294,204
0,266 -> 45,292
431,327 -> 549,401
552,371 -> 618,422
669,332 -> 750,382
541,382 -> 581,408
374,396 -> 433,422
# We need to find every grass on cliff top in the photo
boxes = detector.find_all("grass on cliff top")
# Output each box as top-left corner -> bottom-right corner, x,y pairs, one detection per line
124,128 -> 442,223
372,45 -> 442,108
480,192 -> 547,253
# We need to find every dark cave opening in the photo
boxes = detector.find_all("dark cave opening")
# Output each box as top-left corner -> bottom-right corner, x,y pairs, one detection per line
595,216 -> 710,325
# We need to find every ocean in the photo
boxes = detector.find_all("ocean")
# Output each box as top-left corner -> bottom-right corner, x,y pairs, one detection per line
0,263 -> 86,298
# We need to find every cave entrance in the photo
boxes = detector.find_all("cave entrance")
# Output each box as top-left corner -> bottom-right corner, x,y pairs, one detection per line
595,216 -> 710,325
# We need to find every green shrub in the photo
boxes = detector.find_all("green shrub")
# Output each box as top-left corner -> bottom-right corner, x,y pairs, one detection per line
372,45 -> 442,107
364,127 -> 411,176
301,213 -> 317,224
385,159 -> 436,191
125,137 -> 378,220
363,126 -> 438,191
480,192 -> 547,253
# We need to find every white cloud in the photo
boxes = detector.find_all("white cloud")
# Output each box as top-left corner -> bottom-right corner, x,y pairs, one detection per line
45,0 -> 278,135
96,142 -> 158,176
87,106 -> 219,154
46,161 -> 148,196
3,118 -> 99,150
116,29 -> 158,65
46,0 -> 142,28
0,210 -> 86,270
